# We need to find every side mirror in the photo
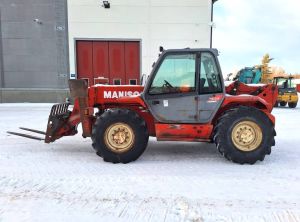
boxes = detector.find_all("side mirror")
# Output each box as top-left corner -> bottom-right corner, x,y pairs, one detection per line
141,74 -> 148,86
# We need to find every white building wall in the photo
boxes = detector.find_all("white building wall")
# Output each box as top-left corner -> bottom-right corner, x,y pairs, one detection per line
68,0 -> 212,77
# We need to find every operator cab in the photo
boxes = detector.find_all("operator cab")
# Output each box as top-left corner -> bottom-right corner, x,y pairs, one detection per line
143,48 -> 224,124
274,76 -> 296,90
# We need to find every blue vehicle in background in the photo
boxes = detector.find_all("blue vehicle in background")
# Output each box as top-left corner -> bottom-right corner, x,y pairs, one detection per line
235,66 -> 262,84
232,54 -> 273,84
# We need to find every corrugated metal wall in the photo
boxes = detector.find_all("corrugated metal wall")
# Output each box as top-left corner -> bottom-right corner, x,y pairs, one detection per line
0,0 -> 69,102
0,8 -> 4,90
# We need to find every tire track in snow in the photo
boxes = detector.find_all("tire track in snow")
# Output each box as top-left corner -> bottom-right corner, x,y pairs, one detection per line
0,176 -> 300,221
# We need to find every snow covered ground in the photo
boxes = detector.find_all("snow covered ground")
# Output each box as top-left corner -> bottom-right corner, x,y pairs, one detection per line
0,103 -> 300,222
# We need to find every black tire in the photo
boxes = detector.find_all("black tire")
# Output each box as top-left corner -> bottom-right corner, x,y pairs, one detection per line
213,106 -> 275,164
92,109 -> 149,163
288,102 -> 297,108
279,101 -> 287,106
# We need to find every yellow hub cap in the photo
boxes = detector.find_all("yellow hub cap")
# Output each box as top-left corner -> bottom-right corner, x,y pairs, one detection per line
231,121 -> 263,152
104,122 -> 135,153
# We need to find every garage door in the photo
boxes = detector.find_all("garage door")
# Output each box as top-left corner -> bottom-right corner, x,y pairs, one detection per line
76,40 -> 140,85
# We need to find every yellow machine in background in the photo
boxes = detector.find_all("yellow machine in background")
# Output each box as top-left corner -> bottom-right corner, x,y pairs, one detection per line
260,54 -> 274,84
273,76 -> 298,108
232,54 -> 273,84
229,54 -> 299,109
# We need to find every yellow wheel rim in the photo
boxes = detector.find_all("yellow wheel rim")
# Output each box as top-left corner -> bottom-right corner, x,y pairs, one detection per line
231,121 -> 263,152
104,122 -> 135,153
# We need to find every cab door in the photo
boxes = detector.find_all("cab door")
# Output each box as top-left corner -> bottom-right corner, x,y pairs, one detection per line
197,52 -> 224,123
144,52 -> 199,123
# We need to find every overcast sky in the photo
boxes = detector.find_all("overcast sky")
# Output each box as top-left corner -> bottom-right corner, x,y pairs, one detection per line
213,0 -> 300,75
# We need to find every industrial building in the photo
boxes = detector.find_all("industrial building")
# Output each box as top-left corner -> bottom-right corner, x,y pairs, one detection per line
0,0 -> 217,102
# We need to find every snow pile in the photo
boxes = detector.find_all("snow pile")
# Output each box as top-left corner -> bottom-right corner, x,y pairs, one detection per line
0,103 -> 300,221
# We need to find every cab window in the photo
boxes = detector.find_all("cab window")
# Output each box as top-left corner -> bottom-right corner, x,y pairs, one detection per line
199,53 -> 222,94
149,54 -> 196,95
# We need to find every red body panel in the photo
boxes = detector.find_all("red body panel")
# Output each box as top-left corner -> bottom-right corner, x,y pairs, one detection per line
225,82 -> 277,112
86,82 -> 277,139
155,124 -> 213,142
51,81 -> 277,143
221,95 -> 275,125
91,85 -> 144,105
87,85 -> 156,136
220,82 -> 278,125
297,84 -> 300,93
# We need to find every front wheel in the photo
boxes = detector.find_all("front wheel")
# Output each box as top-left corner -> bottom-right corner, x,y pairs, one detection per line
288,102 -> 297,108
279,101 -> 287,106
213,106 -> 275,164
92,109 -> 149,163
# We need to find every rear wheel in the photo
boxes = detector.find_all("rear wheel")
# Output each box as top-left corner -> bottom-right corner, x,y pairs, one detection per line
279,101 -> 287,106
213,106 -> 275,164
92,109 -> 149,163
288,102 -> 297,108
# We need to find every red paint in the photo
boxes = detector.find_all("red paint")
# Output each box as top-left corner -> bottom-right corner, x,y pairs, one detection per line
208,93 -> 223,103
109,42 -> 126,84
224,81 -> 278,112
155,123 -> 213,141
213,82 -> 278,125
297,84 -> 300,93
91,85 -> 144,104
76,41 -> 93,85
76,41 -> 140,86
125,42 -> 140,84
93,42 -> 109,83
48,80 -> 277,143
70,82 -> 277,139
88,85 -> 156,136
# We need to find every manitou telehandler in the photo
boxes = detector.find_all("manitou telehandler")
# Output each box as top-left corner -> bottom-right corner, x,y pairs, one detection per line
8,48 -> 278,164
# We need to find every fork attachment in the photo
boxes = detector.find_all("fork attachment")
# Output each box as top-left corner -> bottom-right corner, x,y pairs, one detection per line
44,103 -> 76,143
7,80 -> 90,143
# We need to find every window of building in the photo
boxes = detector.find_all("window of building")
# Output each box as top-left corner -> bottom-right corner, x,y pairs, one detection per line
113,79 -> 121,85
129,79 -> 137,85
81,78 -> 89,86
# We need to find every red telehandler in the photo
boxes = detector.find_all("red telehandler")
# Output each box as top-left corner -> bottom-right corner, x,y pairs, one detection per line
8,48 -> 278,164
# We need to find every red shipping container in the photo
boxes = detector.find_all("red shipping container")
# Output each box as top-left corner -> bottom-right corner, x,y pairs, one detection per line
297,84 -> 300,93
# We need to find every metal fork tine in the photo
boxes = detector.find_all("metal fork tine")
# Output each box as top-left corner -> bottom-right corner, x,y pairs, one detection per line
19,127 -> 46,135
7,131 -> 44,141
